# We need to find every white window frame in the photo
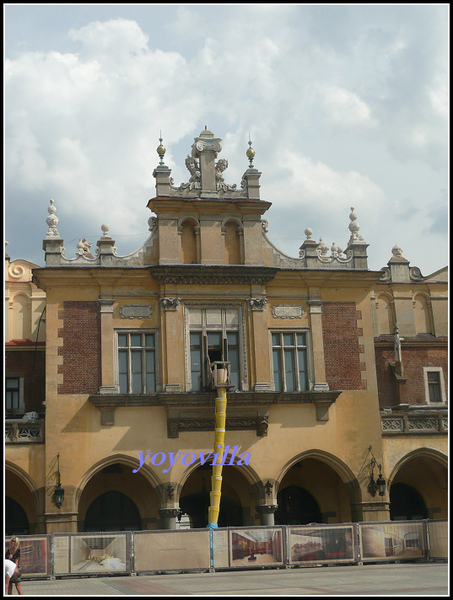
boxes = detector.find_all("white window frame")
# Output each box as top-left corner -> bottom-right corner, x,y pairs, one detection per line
184,305 -> 247,392
115,330 -> 160,394
269,329 -> 313,392
5,376 -> 25,414
423,367 -> 446,404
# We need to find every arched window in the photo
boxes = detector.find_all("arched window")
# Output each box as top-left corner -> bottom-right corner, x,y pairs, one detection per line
84,491 -> 141,531
390,482 -> 428,520
224,220 -> 242,265
413,295 -> 433,334
12,294 -> 31,340
6,497 -> 29,535
274,485 -> 322,525
180,219 -> 198,264
375,294 -> 395,335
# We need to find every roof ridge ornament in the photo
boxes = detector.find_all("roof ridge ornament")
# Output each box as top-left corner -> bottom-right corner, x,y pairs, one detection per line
46,199 -> 60,237
157,132 -> 166,166
246,136 -> 255,168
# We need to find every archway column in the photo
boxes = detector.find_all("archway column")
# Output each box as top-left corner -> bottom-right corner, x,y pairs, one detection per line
158,507 -> 180,530
256,504 -> 278,526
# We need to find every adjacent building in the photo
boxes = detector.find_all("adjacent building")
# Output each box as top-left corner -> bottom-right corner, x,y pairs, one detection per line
5,130 -> 448,534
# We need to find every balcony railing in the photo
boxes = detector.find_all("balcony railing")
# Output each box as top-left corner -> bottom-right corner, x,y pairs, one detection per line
381,407 -> 448,434
5,419 -> 45,444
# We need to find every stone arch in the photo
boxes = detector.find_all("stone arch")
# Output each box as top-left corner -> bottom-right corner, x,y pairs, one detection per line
221,217 -> 244,265
5,461 -> 41,533
178,216 -> 200,264
413,292 -> 433,334
388,447 -> 447,484
277,450 -> 361,494
178,451 -> 261,492
388,448 -> 448,520
375,292 -> 395,335
275,450 -> 362,524
178,453 -> 261,528
75,454 -> 162,531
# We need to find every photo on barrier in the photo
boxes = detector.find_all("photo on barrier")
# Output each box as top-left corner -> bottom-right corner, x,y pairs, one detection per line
360,522 -> 426,561
289,525 -> 356,564
4,537 -> 50,577
229,528 -> 284,567
69,533 -> 129,573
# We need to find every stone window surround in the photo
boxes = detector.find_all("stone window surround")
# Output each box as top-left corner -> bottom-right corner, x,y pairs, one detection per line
423,366 -> 447,405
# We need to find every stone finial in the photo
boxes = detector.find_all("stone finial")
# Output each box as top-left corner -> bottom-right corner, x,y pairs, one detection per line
46,199 -> 60,237
101,224 -> 111,238
157,133 -> 166,165
348,207 -> 364,242
304,228 -> 313,240
331,242 -> 344,257
246,137 -> 255,168
318,237 -> 328,256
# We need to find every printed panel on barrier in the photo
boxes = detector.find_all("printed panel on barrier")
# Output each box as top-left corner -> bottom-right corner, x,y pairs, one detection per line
229,528 -> 284,568
288,525 -> 356,565
5,536 -> 51,577
54,532 -> 131,575
427,520 -> 448,559
359,521 -> 426,562
212,529 -> 229,569
134,530 -> 211,572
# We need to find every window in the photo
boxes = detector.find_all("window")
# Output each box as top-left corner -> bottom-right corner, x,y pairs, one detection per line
423,367 -> 446,404
272,331 -> 308,392
6,378 -> 20,411
118,332 -> 156,394
428,372 -> 441,403
187,308 -> 242,391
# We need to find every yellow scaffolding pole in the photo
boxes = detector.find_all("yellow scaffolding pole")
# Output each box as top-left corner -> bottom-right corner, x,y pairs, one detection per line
208,385 -> 227,527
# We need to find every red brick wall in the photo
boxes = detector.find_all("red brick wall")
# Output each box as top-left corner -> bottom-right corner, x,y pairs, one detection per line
322,302 -> 365,390
374,347 -> 401,407
375,344 -> 448,406
58,301 -> 101,394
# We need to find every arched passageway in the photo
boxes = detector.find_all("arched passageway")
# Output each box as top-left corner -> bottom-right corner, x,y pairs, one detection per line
6,497 -> 30,535
5,467 -> 38,534
179,463 -> 253,528
389,450 -> 447,520
84,490 -> 141,531
275,485 -> 322,525
390,483 -> 428,520
276,455 -> 360,525
77,460 -> 159,531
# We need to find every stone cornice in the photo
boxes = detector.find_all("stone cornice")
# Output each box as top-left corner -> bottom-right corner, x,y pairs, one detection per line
149,265 -> 279,285
89,390 -> 342,409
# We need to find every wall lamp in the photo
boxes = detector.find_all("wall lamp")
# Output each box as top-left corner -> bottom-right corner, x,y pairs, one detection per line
52,453 -> 65,510
367,449 -> 386,497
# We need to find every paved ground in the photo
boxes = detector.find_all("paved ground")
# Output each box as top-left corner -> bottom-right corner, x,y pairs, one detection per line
16,562 -> 448,596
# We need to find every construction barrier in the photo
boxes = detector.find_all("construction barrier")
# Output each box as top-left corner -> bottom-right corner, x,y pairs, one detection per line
5,519 -> 447,579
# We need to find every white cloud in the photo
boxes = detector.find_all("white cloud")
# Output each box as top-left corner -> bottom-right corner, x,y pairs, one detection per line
4,7 -> 448,275
321,85 -> 377,130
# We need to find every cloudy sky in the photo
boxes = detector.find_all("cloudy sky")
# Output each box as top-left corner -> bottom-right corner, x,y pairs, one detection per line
4,4 -> 448,275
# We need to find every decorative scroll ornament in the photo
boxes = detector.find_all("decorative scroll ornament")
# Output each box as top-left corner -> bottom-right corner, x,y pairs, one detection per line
192,136 -> 222,157
161,297 -> 181,311
249,297 -> 267,311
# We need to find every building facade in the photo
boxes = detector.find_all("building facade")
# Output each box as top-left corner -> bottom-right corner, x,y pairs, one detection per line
5,130 -> 448,534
